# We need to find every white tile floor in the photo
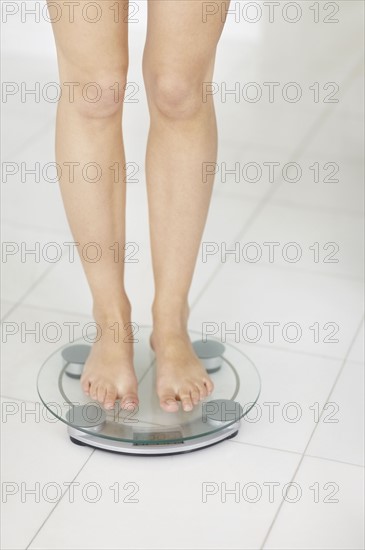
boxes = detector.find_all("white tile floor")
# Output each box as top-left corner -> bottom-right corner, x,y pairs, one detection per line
1,1 -> 364,549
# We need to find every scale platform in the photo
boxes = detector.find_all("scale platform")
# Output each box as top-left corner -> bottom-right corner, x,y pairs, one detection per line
37,327 -> 261,455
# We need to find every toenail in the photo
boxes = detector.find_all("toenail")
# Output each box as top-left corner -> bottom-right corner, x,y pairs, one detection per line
123,401 -> 137,410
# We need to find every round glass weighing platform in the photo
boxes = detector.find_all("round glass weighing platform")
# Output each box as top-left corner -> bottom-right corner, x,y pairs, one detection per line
37,327 -> 261,455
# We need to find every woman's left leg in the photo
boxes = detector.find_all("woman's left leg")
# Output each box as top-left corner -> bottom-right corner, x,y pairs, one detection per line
143,0 -> 230,412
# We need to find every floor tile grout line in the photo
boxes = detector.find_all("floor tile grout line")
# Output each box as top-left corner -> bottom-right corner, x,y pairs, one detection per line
214,193 -> 365,220
201,254 -> 364,283
2,310 -> 362,367
190,193 -> 277,311
3,246 -> 363,322
215,342 -> 364,364
24,449 -> 95,550
1,302 -> 92,321
3,163 -> 365,225
3,215 -> 364,286
249,197 -> 365,220
0,388 -> 364,468
228,438 -> 364,469
1,297 -> 363,368
1,391 -> 363,470
259,313 -> 365,549
190,245 -> 364,330
2,243 -> 363,323
1,267 -> 56,322
0,249 -> 70,323
191,56 -> 363,311
302,453 -> 364,469
0,298 -> 89,323
1,217 -> 73,237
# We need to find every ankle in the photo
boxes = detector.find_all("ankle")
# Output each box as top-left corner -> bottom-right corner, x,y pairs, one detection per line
93,294 -> 132,326
152,297 -> 190,332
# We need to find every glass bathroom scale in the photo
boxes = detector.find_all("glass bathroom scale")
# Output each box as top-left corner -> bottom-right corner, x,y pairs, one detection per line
37,327 -> 261,455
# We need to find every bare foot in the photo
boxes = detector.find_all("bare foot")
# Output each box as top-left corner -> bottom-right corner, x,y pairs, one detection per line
151,329 -> 214,413
80,308 -> 139,411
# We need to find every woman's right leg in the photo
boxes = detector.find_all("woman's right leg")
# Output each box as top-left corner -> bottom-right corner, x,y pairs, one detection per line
49,0 -> 138,410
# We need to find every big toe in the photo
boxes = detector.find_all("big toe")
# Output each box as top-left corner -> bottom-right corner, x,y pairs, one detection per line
120,392 -> 139,411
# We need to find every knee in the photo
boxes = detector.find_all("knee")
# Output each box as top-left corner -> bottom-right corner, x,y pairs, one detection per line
64,69 -> 128,120
145,72 -> 203,120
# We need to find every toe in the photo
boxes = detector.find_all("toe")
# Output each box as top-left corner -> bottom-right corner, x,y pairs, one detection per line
97,385 -> 107,405
204,378 -> 214,395
159,392 -> 179,412
81,377 -> 90,396
120,393 -> 139,411
180,393 -> 193,412
197,382 -> 208,400
89,381 -> 98,401
190,387 -> 200,405
104,387 -> 117,410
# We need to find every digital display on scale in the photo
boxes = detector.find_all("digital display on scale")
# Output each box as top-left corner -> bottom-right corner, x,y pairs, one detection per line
133,430 -> 184,445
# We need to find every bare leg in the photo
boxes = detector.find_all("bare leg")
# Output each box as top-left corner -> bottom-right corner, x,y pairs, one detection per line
49,0 -> 138,410
143,0 -> 229,412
